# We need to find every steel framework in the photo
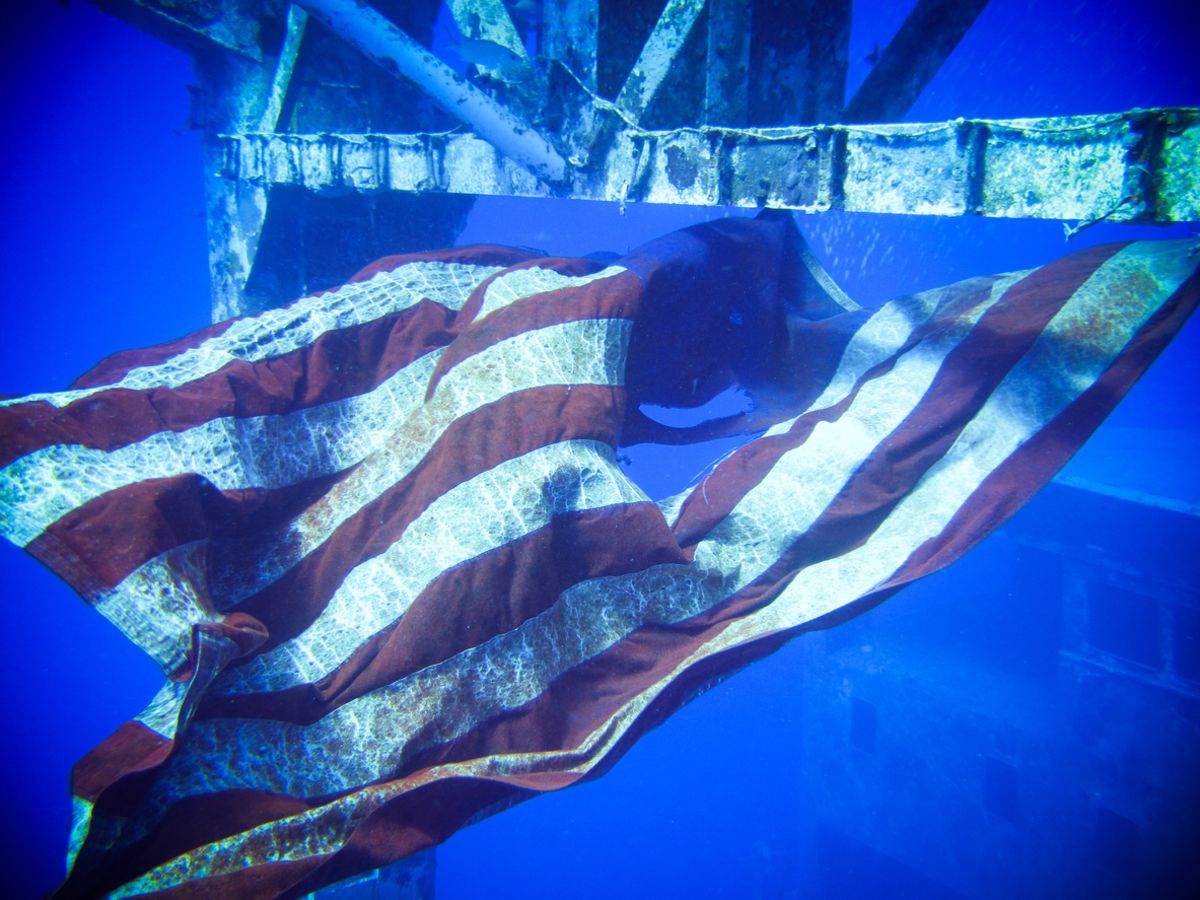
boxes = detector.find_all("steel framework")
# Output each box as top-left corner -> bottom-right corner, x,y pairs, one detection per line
88,0 -> 1199,319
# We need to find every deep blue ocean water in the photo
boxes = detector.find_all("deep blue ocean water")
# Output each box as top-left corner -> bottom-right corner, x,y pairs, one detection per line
1,1 -> 1197,897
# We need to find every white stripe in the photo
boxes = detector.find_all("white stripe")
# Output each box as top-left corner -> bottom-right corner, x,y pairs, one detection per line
222,439 -> 649,694
152,270 -> 1007,798
0,352 -> 442,547
718,240 -> 1194,640
763,271 -> 1025,437
91,243 -> 1200,887
474,265 -> 626,322
133,627 -> 243,739
655,275 -> 1021,529
0,260 -> 501,411
93,541 -> 212,671
88,318 -> 632,667
65,796 -> 94,876
136,679 -> 191,738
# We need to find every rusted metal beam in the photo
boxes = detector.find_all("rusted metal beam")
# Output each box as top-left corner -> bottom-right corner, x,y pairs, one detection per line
704,0 -> 750,125
748,0 -> 850,126
89,0 -> 267,61
296,0 -> 567,184
614,0 -> 709,125
220,108 -> 1200,224
190,47 -> 276,323
545,0 -> 599,163
257,4 -> 309,132
223,131 -> 554,198
843,0 -> 989,124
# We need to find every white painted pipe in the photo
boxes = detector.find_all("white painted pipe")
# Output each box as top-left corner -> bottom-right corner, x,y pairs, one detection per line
297,0 -> 568,184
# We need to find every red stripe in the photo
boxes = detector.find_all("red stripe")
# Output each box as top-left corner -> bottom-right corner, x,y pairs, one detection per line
887,259 -> 1200,590
425,258 -> 636,396
70,720 -> 173,803
28,469 -> 348,595
672,243 -> 1127,548
200,500 -> 685,723
70,318 -> 240,390
670,276 -> 996,547
215,382 -> 626,649
0,298 -> 457,470
343,243 -> 542,285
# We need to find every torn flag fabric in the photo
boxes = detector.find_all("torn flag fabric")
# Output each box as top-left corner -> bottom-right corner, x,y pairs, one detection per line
0,213 -> 1196,898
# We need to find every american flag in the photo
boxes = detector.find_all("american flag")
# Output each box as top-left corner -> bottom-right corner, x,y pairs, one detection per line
0,212 -> 1196,897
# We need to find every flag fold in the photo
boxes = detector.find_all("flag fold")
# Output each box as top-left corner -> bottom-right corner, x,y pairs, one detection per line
0,212 -> 1196,898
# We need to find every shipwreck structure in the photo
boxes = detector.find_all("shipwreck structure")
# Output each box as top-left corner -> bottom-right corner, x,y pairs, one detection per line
78,2 -> 1200,898
91,0 -> 1197,321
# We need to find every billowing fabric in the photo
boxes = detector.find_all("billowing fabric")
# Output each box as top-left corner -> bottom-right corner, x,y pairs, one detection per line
0,213 -> 1196,898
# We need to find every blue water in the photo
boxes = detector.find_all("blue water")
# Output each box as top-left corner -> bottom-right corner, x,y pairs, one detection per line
0,1 -> 1197,897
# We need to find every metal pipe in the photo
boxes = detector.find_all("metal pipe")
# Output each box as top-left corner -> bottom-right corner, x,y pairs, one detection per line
296,0 -> 568,184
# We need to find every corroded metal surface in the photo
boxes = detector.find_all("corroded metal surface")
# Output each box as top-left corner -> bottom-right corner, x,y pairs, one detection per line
222,108 -> 1200,224
88,0 -> 1198,320
225,131 -> 553,197
90,0 -> 271,60
297,0 -> 567,183
842,0 -> 988,124
703,0 -> 750,125
612,0 -> 707,124
544,0 -> 599,164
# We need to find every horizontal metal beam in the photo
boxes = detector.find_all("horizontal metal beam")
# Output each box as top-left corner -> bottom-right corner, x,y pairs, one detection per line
222,131 -> 555,198
90,0 -> 265,61
220,108 -> 1200,223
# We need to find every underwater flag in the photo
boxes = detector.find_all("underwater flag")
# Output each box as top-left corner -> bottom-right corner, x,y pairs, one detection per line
0,212 -> 1197,897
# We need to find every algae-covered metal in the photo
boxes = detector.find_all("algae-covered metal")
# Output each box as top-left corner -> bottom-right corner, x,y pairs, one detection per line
222,109 -> 1200,226
87,0 -> 1200,319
